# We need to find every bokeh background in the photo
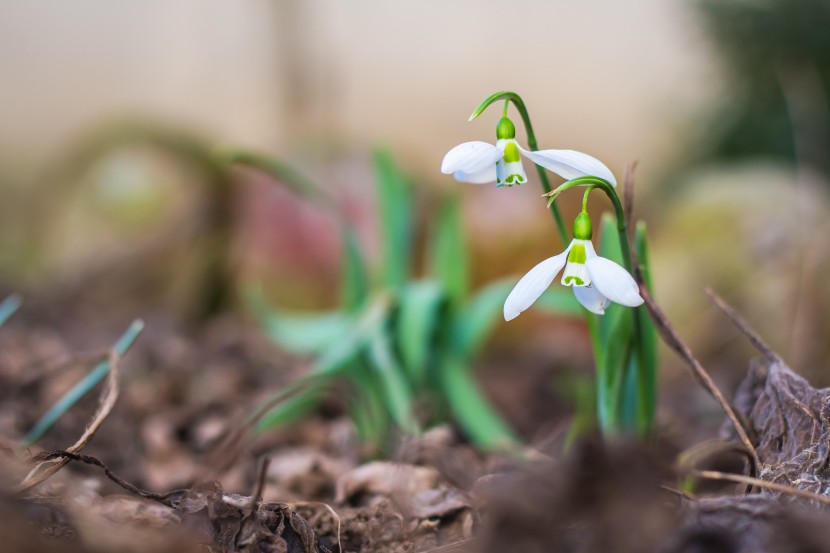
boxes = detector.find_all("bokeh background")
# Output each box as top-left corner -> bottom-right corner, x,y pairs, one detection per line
2,0 -> 830,438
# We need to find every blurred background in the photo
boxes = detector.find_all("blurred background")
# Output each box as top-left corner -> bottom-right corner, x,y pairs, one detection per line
2,0 -> 830,440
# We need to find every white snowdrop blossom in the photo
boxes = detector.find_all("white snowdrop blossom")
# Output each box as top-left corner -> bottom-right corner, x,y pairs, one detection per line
441,116 -> 617,188
503,212 -> 643,320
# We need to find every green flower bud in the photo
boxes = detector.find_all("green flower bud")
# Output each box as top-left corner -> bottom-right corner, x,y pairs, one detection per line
573,211 -> 593,240
496,117 -> 516,140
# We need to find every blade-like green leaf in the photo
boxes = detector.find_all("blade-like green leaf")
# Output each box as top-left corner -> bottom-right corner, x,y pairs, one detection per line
396,281 -> 446,387
0,294 -> 22,328
256,378 -> 329,432
348,362 -> 390,450
597,308 -> 633,435
438,353 -> 518,450
634,221 -> 658,435
428,196 -> 468,304
22,319 -> 145,448
454,279 -> 582,359
341,225 -> 370,312
367,328 -> 419,434
373,149 -> 413,289
597,212 -> 623,264
215,148 -> 325,202
534,288 -> 584,317
453,279 -> 514,358
246,286 -> 351,356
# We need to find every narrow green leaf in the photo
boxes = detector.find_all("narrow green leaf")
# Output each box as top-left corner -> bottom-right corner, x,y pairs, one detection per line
367,329 -> 419,434
428,196 -> 468,304
634,221 -> 658,435
396,281 -> 446,387
0,294 -> 22,328
597,212 -> 623,264
215,148 -> 325,202
256,379 -> 329,432
455,279 -> 581,359
348,362 -> 390,450
22,319 -> 145,448
373,149 -> 413,289
534,288 -> 584,317
438,353 -> 518,450
596,308 -> 632,435
341,225 -> 370,312
252,298 -> 392,433
246,286 -> 351,356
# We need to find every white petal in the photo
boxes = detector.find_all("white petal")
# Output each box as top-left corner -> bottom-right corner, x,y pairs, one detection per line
585,256 -> 644,307
504,244 -> 572,321
519,147 -> 617,187
455,165 -> 497,184
441,141 -> 503,176
573,285 -> 610,315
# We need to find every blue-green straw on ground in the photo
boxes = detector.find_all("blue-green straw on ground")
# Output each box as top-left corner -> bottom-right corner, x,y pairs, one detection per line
21,319 -> 145,449
0,294 -> 22,328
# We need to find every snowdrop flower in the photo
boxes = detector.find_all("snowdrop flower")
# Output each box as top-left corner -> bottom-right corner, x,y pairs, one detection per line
504,212 -> 643,320
441,116 -> 617,188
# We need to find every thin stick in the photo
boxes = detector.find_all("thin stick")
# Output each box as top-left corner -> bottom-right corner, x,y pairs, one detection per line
244,456 -> 271,511
704,288 -> 783,364
17,346 -> 125,492
20,450 -> 187,506
638,287 -> 760,469
694,470 -> 830,505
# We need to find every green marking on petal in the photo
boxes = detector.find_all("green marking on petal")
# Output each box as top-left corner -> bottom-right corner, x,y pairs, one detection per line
564,276 -> 585,285
502,141 -> 521,163
568,242 -> 587,264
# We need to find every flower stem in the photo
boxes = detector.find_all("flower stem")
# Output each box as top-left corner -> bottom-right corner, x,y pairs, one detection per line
470,91 -> 568,245
561,177 -> 654,438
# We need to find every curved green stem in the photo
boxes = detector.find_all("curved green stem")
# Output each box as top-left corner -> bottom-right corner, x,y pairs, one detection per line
470,91 -> 568,244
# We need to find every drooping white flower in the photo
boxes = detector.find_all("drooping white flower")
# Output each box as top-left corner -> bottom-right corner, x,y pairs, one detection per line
503,212 -> 643,320
441,116 -> 617,188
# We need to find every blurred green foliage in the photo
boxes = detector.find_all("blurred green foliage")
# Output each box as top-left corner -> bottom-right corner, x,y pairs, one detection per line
248,149 -> 583,452
694,0 -> 830,176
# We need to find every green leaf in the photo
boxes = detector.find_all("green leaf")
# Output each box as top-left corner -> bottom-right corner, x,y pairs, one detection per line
252,297 -> 392,433
22,319 -> 145,448
437,352 -> 518,450
373,149 -> 413,289
215,148 -> 324,202
597,307 -> 633,435
598,212 -> 623,264
367,328 -> 419,434
341,225 -> 370,312
428,196 -> 468,304
634,221 -> 658,435
534,288 -> 584,317
0,294 -> 22,328
455,279 -> 582,359
453,279 -> 514,358
256,378 -> 329,432
348,362 -> 390,449
396,281 -> 446,387
246,286 -> 351,356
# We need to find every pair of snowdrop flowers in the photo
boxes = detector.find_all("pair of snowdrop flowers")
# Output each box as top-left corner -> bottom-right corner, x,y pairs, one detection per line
441,115 -> 644,320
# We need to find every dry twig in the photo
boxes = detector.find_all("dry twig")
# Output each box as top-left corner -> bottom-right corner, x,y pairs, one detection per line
16,348 -> 124,493
693,470 -> 830,506
704,288 -> 783,364
638,287 -> 760,471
